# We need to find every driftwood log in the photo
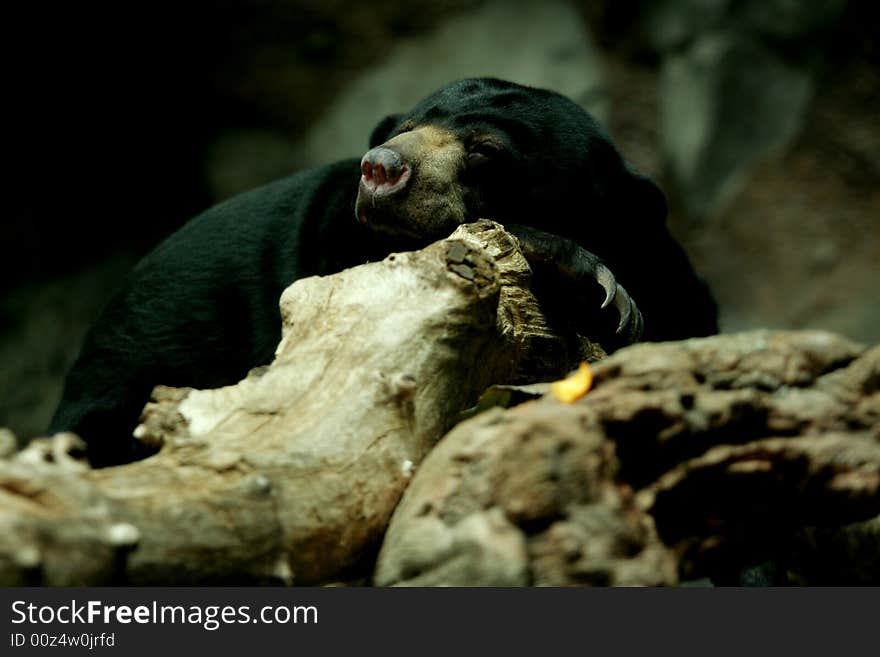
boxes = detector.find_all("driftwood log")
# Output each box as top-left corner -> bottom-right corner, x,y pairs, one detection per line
375,331 -> 880,585
2,220 -> 878,586
0,221 -> 594,585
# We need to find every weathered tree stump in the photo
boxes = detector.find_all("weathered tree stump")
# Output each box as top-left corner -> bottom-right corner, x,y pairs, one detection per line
0,221 -> 593,586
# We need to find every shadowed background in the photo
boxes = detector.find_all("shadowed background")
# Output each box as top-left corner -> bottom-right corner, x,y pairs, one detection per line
4,0 -> 878,439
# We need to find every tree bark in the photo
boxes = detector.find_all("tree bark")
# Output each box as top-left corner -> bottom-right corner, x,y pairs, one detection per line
3,222 -> 878,586
375,331 -> 880,585
0,221 -> 593,586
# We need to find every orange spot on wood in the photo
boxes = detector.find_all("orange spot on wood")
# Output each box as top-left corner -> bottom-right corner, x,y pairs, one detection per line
550,362 -> 593,403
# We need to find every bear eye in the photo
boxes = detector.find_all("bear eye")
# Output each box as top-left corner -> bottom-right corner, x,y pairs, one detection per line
466,142 -> 502,171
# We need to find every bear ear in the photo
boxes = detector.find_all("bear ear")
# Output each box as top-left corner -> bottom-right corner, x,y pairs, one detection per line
368,114 -> 402,148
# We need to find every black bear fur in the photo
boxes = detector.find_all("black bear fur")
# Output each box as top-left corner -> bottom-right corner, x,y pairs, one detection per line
50,78 -> 717,466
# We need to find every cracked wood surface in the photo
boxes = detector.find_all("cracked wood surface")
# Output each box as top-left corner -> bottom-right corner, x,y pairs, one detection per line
3,221 -> 878,586
0,221 -> 593,585
375,331 -> 880,585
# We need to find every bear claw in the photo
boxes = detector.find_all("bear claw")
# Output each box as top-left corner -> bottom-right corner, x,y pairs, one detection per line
505,223 -> 644,345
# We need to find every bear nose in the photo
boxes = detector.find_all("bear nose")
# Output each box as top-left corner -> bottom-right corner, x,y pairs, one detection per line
360,147 -> 411,195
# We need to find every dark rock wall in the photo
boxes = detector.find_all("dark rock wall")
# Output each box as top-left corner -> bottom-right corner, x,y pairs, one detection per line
586,1 -> 879,342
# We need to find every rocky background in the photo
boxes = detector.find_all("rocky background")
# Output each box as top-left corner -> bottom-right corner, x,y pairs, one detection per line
4,0 -> 878,440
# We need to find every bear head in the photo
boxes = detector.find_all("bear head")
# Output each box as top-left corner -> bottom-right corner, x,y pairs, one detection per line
355,77 -> 666,249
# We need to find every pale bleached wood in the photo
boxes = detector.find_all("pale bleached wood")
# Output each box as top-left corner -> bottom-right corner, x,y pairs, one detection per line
0,221 -> 593,585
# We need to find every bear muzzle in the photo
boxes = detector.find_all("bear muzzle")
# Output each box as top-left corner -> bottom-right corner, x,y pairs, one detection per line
356,146 -> 413,226
360,146 -> 411,193
355,126 -> 468,237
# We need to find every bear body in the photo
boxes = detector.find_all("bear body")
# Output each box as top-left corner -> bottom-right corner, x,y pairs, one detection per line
51,78 -> 717,465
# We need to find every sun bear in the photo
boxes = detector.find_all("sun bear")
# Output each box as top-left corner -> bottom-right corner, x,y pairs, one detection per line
50,78 -> 717,466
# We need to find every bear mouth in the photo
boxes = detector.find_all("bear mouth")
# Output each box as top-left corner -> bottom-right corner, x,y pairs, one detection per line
355,171 -> 412,228
354,195 -> 456,244
360,163 -> 411,198
356,150 -> 413,223
355,205 -> 424,241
